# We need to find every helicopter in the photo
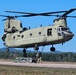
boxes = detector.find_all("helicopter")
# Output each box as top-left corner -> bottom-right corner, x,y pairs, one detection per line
1,8 -> 76,56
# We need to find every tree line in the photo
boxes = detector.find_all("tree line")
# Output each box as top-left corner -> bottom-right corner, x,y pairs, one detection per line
0,51 -> 76,62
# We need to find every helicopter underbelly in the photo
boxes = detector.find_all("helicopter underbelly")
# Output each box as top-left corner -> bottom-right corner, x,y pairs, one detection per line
8,36 -> 47,48
7,36 -> 63,48
5,33 -> 73,48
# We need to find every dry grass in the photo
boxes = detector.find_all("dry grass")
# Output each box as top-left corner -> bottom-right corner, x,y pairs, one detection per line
0,65 -> 76,75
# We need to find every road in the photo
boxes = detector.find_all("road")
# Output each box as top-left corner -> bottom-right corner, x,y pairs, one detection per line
0,61 -> 76,68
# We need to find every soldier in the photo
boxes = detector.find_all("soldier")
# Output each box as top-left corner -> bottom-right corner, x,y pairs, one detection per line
36,52 -> 42,63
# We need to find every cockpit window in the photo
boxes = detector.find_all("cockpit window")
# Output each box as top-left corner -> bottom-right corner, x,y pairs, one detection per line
58,27 -> 70,32
61,27 -> 69,31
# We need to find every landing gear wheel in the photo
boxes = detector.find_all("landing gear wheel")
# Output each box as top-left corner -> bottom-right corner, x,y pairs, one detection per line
23,48 -> 26,53
6,48 -> 9,52
23,48 -> 27,57
50,47 -> 55,52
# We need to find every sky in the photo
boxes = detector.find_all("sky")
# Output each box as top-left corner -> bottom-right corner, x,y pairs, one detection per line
0,0 -> 76,52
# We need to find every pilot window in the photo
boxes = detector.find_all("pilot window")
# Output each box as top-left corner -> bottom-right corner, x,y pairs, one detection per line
47,28 -> 52,36
61,27 -> 70,31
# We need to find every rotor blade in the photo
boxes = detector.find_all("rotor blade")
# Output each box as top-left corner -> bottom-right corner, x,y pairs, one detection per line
5,10 -> 67,15
15,14 -> 76,18
45,14 -> 76,18
16,14 -> 38,17
2,19 -> 7,21
40,14 -> 76,18
5,10 -> 67,17
36,11 -> 67,15
5,11 -> 38,15
0,15 -> 9,17
66,15 -> 76,18
17,14 -> 52,17
0,14 -> 21,18
62,8 -> 76,17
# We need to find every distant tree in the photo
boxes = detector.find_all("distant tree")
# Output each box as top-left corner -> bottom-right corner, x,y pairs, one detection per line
0,51 -> 76,62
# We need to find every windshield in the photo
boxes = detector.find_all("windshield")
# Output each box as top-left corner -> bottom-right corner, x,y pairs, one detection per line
61,27 -> 70,31
57,27 -> 70,32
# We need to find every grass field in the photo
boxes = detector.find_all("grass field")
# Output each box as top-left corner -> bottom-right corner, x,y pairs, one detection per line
0,65 -> 76,75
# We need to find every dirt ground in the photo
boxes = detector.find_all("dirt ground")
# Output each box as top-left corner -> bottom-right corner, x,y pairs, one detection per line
0,59 -> 76,68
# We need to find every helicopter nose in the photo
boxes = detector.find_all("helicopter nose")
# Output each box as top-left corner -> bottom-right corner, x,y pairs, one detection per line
70,33 -> 74,38
64,32 -> 74,42
65,32 -> 74,39
62,31 -> 74,41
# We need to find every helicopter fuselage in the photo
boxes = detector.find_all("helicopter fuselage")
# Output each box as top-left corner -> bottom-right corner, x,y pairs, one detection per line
3,24 -> 74,48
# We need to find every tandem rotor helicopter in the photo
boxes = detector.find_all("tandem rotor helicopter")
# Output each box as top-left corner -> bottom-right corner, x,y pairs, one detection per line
0,8 -> 76,56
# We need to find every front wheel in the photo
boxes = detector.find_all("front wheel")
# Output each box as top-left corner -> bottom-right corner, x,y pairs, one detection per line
50,47 -> 55,52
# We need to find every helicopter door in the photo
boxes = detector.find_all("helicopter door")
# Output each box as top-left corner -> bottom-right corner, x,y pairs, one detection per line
47,28 -> 52,36
57,27 -> 62,36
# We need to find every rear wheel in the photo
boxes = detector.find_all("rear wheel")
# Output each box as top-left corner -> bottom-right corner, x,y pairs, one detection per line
23,48 -> 27,57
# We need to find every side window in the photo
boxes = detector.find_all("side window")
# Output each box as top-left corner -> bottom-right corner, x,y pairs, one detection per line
30,33 -> 32,36
39,32 -> 41,35
13,36 -> 15,39
57,28 -> 60,31
21,35 -> 24,38
47,28 -> 52,36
